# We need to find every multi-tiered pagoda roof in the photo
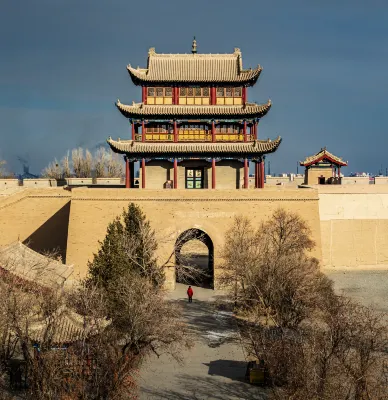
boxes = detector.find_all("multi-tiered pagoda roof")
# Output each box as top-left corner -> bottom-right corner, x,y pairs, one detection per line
109,40 -> 281,190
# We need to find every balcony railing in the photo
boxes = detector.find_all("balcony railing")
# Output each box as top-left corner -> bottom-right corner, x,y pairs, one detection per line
134,133 -> 252,142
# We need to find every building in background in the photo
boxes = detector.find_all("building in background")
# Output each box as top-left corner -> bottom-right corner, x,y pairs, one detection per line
108,39 -> 281,189
300,148 -> 348,185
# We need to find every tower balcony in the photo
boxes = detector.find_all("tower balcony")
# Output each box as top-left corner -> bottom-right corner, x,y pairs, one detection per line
134,133 -> 253,142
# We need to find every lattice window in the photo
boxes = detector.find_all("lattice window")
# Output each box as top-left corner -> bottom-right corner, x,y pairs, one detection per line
187,87 -> 194,96
217,87 -> 224,96
180,88 -> 187,96
147,87 -> 155,96
165,87 -> 172,97
203,87 -> 209,97
234,87 -> 242,97
156,88 -> 163,97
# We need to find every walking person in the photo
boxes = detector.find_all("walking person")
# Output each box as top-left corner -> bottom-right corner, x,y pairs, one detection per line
187,286 -> 193,303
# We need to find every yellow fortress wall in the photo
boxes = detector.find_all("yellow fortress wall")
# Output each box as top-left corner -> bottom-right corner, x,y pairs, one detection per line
1,184 -> 388,288
65,187 -> 321,285
319,185 -> 388,268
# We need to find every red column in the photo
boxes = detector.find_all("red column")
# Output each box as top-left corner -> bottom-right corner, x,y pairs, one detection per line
260,160 -> 265,188
243,121 -> 247,142
174,158 -> 178,189
212,158 -> 216,189
173,120 -> 177,142
131,122 -> 135,140
255,161 -> 259,188
256,121 -> 259,139
242,87 -> 247,105
212,121 -> 215,142
141,158 -> 146,189
176,87 -> 180,104
125,157 -> 130,188
142,121 -> 145,142
142,87 -> 147,104
244,159 -> 249,189
211,87 -> 216,105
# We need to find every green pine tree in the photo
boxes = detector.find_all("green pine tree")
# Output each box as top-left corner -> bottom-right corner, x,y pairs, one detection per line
87,203 -> 164,289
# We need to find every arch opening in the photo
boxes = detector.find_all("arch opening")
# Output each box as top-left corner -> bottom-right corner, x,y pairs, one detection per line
175,228 -> 214,289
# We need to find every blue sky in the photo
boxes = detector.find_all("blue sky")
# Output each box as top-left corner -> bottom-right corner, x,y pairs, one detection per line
0,0 -> 387,175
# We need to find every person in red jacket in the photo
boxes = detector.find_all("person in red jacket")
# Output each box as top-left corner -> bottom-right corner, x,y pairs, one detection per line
187,286 -> 193,303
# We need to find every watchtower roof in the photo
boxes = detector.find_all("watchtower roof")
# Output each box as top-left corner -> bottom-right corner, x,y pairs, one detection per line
300,148 -> 348,167
127,47 -> 262,84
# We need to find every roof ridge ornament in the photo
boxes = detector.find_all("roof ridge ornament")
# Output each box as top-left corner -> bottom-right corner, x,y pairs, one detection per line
148,47 -> 156,56
192,36 -> 197,54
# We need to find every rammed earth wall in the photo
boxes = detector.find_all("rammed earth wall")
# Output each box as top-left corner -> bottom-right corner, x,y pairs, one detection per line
318,185 -> 388,269
2,185 -> 388,289
65,187 -> 321,287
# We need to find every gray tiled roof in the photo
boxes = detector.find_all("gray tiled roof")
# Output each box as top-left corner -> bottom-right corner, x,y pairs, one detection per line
127,48 -> 262,84
116,100 -> 271,119
107,137 -> 281,155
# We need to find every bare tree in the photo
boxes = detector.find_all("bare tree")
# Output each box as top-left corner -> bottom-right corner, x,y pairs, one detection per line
61,152 -> 71,178
224,210 -> 388,399
93,147 -> 107,178
72,148 -> 83,178
83,150 -> 92,178
0,160 -> 7,178
106,152 -> 123,178
221,210 -> 331,328
41,159 -> 61,179
0,246 -> 189,399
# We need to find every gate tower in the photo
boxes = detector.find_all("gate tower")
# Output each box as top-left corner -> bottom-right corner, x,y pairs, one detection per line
108,39 -> 281,189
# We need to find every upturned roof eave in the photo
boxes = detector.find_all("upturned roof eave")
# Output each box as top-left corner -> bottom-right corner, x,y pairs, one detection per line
126,65 -> 262,86
300,151 -> 348,167
107,137 -> 281,157
115,101 -> 272,120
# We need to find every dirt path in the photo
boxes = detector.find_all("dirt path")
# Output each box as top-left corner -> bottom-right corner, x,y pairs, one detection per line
139,284 -> 266,400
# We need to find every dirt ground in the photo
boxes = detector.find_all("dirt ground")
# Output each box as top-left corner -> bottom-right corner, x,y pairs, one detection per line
138,284 -> 267,400
324,269 -> 388,312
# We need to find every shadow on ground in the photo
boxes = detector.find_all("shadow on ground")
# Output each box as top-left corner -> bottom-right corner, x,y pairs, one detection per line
174,298 -> 239,348
141,373 -> 268,400
205,360 -> 247,382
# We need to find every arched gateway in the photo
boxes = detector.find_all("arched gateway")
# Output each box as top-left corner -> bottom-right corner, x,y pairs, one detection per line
175,229 -> 214,289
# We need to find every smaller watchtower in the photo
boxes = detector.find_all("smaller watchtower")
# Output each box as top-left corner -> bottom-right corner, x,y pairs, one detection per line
300,148 -> 348,185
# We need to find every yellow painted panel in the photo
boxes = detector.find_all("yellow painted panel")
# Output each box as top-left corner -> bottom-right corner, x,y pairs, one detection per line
234,98 -> 242,105
164,98 -> 172,104
216,98 -> 225,105
202,98 -> 210,105
179,98 -> 187,105
187,97 -> 194,105
225,97 -> 233,105
155,98 -> 163,105
194,98 -> 201,105
147,97 -> 155,105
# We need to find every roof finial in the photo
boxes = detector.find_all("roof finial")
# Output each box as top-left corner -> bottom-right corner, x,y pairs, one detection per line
192,36 -> 197,54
